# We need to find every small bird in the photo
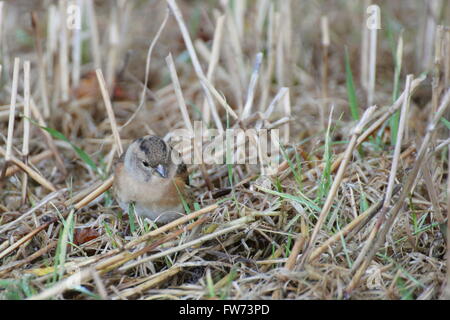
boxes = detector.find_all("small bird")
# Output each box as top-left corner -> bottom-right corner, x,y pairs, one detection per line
113,135 -> 190,224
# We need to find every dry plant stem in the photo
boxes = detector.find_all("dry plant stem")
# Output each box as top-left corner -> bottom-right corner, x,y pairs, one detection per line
383,75 -> 413,208
124,204 -> 218,249
1,87 -> 67,176
166,0 -> 226,131
19,160 -> 27,203
91,268 -> 108,299
64,179 -> 104,207
199,116 -> 283,166
0,241 -> 58,276
277,79 -> 420,183
400,145 -> 416,159
346,88 -> 450,295
367,18 -> 377,106
263,87 -> 289,119
298,106 -> 377,267
201,73 -> 238,120
433,26 -> 444,115
5,57 -> 20,162
422,164 -> 445,223
4,150 -> 52,177
116,266 -> 182,299
105,144 -> 117,174
0,240 -> 8,252
0,188 -> 65,234
96,69 -> 123,156
28,206 -> 217,299
73,176 -> 114,210
30,12 -> 50,118
102,216 -> 208,273
309,194 -> 386,261
314,76 -> 426,179
435,138 -> 450,153
0,146 -> 56,192
344,186 -> 401,244
28,268 -> 92,300
165,53 -> 193,132
351,75 -> 413,272
431,26 -> 444,151
0,107 -> 21,121
119,221 -> 248,271
93,206 -> 217,270
166,53 -> 213,191
0,218 -> 56,260
202,15 -> 225,124
284,234 -> 305,270
356,76 -> 424,144
242,52 -> 263,119
81,204 -> 218,269
21,60 -> 31,204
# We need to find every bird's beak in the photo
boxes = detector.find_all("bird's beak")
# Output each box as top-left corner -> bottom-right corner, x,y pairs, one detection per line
155,164 -> 168,178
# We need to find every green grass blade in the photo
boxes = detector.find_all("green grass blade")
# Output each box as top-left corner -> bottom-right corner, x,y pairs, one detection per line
441,117 -> 450,129
128,203 -> 137,235
27,117 -> 99,174
317,112 -> 333,201
206,269 -> 216,298
42,126 -> 98,173
257,185 -> 320,212
344,47 -> 359,120
174,181 -> 190,214
280,145 -> 302,187
55,209 -> 75,281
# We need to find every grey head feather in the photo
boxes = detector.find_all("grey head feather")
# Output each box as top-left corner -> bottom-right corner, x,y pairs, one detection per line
123,135 -> 172,181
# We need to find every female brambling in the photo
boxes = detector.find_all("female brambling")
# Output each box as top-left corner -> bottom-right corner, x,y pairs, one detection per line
113,135 -> 190,224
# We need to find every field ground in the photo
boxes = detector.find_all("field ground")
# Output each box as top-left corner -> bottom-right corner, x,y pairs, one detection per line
0,0 -> 450,300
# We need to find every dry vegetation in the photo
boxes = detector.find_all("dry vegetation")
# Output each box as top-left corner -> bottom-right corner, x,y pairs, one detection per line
1,0 -> 450,300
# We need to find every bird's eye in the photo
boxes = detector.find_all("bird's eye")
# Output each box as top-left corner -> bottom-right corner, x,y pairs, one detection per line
142,161 -> 150,167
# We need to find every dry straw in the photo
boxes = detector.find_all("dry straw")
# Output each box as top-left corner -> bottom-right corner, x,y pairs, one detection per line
5,57 -> 20,162
21,60 -> 31,203
201,15 -> 225,124
299,105 -> 377,267
96,69 -> 123,156
347,88 -> 450,295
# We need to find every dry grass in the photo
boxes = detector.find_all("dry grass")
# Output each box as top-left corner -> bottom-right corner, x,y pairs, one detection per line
1,0 -> 450,300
